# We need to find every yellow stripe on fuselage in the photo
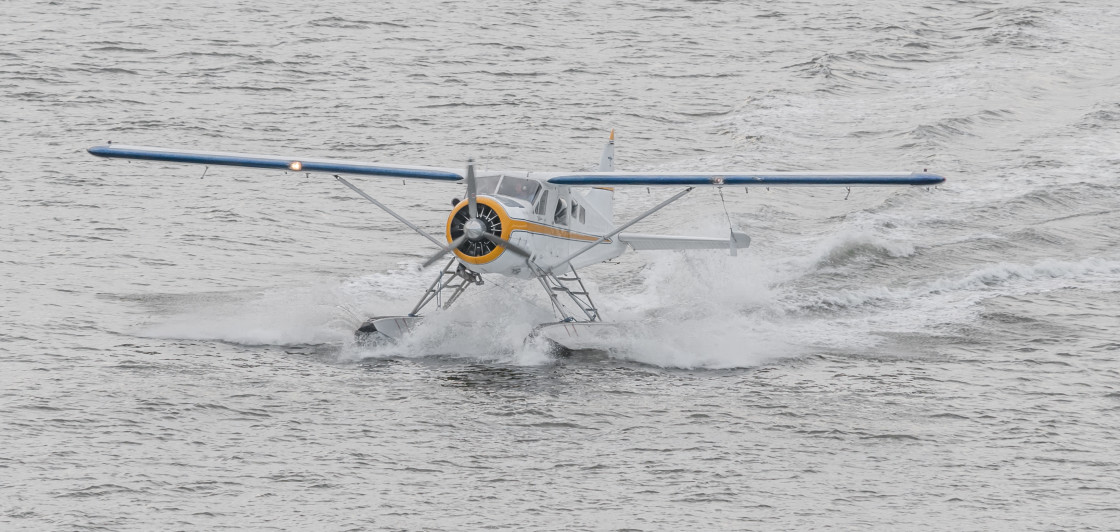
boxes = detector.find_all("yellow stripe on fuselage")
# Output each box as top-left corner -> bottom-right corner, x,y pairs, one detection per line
507,219 -> 608,243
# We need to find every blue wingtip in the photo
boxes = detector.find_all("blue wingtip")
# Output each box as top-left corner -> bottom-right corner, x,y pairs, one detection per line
913,172 -> 947,186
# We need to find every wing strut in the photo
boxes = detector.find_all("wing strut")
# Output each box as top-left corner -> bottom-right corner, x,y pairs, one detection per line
334,175 -> 446,249
548,187 -> 695,273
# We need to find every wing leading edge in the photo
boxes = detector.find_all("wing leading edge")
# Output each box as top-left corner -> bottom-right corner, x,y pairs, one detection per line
88,145 -> 946,186
547,171 -> 945,187
87,144 -> 464,181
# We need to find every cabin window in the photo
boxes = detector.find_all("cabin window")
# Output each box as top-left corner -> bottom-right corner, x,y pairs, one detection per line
571,202 -> 584,224
497,176 -> 540,203
578,205 -> 586,224
534,190 -> 549,216
554,199 -> 568,225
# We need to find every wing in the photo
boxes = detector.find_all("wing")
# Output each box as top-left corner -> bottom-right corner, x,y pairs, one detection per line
546,171 -> 945,187
87,144 -> 464,181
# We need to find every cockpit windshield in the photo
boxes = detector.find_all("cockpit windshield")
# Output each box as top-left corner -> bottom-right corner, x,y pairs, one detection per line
475,175 -> 501,194
497,176 -> 541,203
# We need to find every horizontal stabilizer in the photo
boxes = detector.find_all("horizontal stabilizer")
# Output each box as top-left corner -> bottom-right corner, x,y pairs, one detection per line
548,171 -> 945,187
87,144 -> 464,181
618,231 -> 750,251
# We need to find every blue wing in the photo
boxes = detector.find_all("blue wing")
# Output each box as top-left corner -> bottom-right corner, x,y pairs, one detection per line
547,171 -> 945,187
87,144 -> 464,181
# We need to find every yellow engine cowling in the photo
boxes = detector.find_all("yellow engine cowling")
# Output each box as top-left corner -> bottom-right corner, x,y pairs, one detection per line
445,196 -> 513,265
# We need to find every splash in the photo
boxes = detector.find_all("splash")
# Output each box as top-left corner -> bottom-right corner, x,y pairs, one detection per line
579,251 -> 806,368
137,282 -> 363,346
340,284 -> 559,366
134,246 -> 1120,370
136,263 -> 430,347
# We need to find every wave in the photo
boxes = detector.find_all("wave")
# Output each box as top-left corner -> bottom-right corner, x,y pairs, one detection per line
808,230 -> 916,268
1076,102 -> 1120,130
928,257 -> 1120,294
307,17 -> 405,29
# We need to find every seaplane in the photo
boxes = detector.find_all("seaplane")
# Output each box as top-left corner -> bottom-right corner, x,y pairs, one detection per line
87,133 -> 945,351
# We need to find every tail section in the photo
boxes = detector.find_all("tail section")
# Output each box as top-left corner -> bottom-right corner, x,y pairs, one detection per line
598,129 -> 615,171
581,130 -> 616,220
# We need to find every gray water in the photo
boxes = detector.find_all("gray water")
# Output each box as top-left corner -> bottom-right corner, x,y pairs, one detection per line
3,0 -> 1119,529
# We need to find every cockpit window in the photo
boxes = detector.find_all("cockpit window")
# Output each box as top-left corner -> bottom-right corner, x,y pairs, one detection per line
475,175 -> 500,194
497,176 -> 541,203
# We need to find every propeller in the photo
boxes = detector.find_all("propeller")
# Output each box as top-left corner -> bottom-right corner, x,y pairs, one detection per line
421,159 -> 532,268
481,232 -> 531,259
466,158 -> 478,220
422,235 -> 467,268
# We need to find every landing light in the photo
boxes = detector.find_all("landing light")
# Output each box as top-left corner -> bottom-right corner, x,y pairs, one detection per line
288,161 -> 303,171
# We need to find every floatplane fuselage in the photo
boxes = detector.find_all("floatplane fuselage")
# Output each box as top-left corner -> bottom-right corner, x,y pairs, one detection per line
88,132 -> 944,351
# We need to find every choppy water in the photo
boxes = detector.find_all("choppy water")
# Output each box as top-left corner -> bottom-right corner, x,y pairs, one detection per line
3,0 -> 1119,529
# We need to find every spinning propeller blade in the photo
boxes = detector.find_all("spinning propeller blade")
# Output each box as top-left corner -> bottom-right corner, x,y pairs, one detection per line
481,232 -> 531,258
421,234 -> 527,269
422,235 -> 468,268
465,159 -> 478,220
